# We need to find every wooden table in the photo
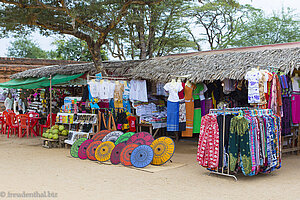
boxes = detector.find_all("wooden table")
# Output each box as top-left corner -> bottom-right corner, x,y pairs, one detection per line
136,123 -> 166,138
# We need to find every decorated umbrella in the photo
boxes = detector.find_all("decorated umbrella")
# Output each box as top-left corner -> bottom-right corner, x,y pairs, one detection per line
70,138 -> 87,158
126,132 -> 154,145
150,137 -> 175,166
120,143 -> 139,166
131,145 -> 154,168
95,141 -> 115,162
86,141 -> 102,161
102,131 -> 124,143
110,142 -> 127,165
115,132 -> 135,145
78,139 -> 94,159
92,130 -> 111,141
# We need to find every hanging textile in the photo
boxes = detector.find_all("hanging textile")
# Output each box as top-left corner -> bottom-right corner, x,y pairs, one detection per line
178,82 -> 186,132
197,108 -> 281,176
182,83 -> 196,137
193,83 -> 207,134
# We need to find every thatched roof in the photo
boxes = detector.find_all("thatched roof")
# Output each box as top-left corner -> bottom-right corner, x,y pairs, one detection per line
131,46 -> 300,83
11,60 -> 143,79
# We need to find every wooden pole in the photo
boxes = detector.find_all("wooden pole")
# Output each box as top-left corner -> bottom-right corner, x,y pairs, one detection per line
49,75 -> 52,127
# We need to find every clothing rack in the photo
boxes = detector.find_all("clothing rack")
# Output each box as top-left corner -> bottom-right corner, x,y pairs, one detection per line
208,106 -> 274,181
87,74 -> 129,81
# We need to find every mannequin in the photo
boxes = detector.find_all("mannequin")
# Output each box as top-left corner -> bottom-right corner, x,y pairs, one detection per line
186,80 -> 192,87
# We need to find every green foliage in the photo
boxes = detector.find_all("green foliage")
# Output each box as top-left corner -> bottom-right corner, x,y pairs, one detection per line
0,0 -> 164,70
190,0 -> 252,50
231,7 -> 300,47
49,37 -> 108,61
107,0 -> 197,59
6,38 -> 48,59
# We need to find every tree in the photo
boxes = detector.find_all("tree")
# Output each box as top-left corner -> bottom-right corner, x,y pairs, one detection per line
0,0 -> 163,72
231,7 -> 300,47
106,0 -> 197,60
49,37 -> 108,62
6,38 -> 48,59
189,0 -> 252,50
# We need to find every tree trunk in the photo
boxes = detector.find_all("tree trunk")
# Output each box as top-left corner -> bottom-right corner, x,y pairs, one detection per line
88,41 -> 107,75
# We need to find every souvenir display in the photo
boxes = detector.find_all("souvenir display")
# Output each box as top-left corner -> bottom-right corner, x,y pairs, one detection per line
95,141 -> 115,162
126,132 -> 154,146
86,141 -> 102,161
114,132 -> 135,145
70,138 -> 88,158
151,137 -> 175,166
120,143 -> 139,166
131,145 -> 154,168
110,142 -> 127,165
78,139 -> 94,160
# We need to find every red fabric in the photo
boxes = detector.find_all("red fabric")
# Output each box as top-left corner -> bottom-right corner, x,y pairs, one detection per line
178,82 -> 185,100
127,116 -> 136,132
197,114 -> 219,169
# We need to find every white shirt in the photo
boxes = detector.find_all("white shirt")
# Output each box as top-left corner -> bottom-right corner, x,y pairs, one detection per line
245,69 -> 262,103
4,97 -> 13,110
98,80 -> 110,99
163,82 -> 183,102
107,81 -> 116,99
292,76 -> 300,92
88,81 -> 99,98
130,80 -> 148,102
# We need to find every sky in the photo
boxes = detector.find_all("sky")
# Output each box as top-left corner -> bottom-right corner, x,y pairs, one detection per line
0,0 -> 299,57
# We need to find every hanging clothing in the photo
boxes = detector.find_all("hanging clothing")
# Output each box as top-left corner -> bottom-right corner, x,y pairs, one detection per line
197,114 -> 219,169
217,114 -> 234,168
114,82 -> 124,109
163,82 -> 183,102
178,82 -> 186,132
291,76 -> 300,92
245,69 -> 261,104
123,81 -> 131,113
228,116 -> 252,175
166,101 -> 179,132
281,97 -> 291,135
193,83 -> 206,133
291,94 -> 300,123
129,80 -> 148,102
182,84 -> 196,137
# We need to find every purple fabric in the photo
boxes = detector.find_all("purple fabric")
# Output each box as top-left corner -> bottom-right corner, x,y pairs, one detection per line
204,99 -> 213,115
200,100 -> 206,116
281,97 -> 291,136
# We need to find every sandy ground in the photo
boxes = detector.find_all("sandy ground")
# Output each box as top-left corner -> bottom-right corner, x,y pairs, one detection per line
0,135 -> 300,200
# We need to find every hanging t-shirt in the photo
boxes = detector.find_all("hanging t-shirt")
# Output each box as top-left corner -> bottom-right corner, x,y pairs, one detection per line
164,82 -> 183,102
114,82 -> 124,101
292,76 -> 300,92
88,81 -> 99,98
123,81 -> 130,100
98,80 -> 110,99
129,80 -> 148,102
107,81 -> 116,99
193,82 -> 207,100
127,116 -> 136,132
245,69 -> 262,104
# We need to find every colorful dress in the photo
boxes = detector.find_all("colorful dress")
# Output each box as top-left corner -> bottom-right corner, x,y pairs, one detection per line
197,114 -> 219,169
193,83 -> 205,133
181,83 -> 195,137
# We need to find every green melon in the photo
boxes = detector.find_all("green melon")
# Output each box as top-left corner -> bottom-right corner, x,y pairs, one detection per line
53,129 -> 59,135
48,133 -> 53,139
53,134 -> 58,140
44,133 -> 48,138
62,130 -> 67,136
58,125 -> 65,131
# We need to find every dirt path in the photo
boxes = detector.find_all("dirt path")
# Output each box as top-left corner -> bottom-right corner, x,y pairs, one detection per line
0,135 -> 299,200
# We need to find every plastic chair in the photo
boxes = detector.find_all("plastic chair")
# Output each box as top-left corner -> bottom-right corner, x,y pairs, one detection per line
0,113 -> 4,135
3,112 -> 18,138
40,113 -> 57,136
28,112 -> 40,137
17,114 -> 30,138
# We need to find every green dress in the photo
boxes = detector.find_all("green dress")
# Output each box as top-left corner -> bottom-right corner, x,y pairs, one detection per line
192,83 -> 204,133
